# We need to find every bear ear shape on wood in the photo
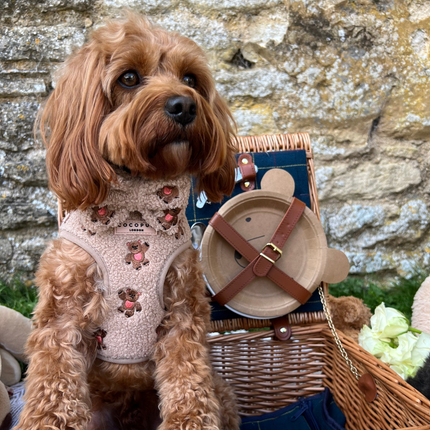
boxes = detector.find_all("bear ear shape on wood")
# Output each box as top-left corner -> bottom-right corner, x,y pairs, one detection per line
260,169 -> 295,197
322,248 -> 350,284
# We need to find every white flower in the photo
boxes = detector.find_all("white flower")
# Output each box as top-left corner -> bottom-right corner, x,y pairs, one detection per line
390,363 -> 416,380
358,303 -> 430,380
358,325 -> 390,357
380,331 -> 417,365
370,303 -> 409,338
411,332 -> 430,368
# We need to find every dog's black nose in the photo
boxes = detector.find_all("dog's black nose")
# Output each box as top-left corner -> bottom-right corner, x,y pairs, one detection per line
165,96 -> 197,126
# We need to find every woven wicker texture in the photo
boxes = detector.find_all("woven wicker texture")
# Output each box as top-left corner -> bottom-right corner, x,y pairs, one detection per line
209,133 -> 430,429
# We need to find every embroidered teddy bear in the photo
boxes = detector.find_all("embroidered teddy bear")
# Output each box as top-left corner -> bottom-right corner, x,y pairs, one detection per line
175,222 -> 184,240
91,206 -> 115,225
94,329 -> 107,350
81,226 -> 96,236
125,241 -> 150,270
157,208 -> 181,230
157,186 -> 179,204
118,289 -> 142,318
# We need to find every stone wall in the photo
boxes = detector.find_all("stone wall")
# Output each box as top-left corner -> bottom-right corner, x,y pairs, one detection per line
1,0 -> 430,282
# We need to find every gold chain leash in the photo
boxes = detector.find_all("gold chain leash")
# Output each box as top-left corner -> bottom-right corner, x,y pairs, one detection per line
318,285 -> 361,380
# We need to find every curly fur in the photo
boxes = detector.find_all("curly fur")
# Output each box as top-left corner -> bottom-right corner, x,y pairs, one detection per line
327,295 -> 372,343
17,13 -> 240,430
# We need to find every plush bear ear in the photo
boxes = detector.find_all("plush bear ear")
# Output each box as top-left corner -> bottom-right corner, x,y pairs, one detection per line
138,240 -> 142,244
127,242 -> 130,246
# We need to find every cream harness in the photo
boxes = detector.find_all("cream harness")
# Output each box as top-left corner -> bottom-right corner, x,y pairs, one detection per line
60,174 -> 192,364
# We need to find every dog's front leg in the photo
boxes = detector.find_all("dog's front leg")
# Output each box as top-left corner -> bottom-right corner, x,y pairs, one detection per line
154,248 -> 221,430
17,239 -> 106,430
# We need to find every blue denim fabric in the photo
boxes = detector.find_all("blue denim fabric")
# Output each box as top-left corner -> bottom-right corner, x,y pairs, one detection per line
240,388 -> 346,430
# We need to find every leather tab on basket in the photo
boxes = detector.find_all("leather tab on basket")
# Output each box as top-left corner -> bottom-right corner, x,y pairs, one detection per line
238,154 -> 256,192
254,198 -> 306,277
358,373 -> 377,403
272,316 -> 292,341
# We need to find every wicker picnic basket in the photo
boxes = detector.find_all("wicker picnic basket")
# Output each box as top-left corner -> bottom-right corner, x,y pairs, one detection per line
207,133 -> 430,430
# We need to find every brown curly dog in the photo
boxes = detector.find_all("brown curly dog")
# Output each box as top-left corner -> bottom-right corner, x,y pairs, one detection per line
17,13 -> 239,430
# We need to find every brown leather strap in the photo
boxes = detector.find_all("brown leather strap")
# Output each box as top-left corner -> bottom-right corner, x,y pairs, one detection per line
209,213 -> 256,262
254,198 -> 306,277
238,154 -> 256,191
272,316 -> 292,341
210,209 -> 312,306
212,254 -> 258,305
212,259 -> 312,306
266,266 -> 311,304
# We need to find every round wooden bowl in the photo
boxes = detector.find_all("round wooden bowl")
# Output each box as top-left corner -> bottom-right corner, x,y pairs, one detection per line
201,169 -> 349,319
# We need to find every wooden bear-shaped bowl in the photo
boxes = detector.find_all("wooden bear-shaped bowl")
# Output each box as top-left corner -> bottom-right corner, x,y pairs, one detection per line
201,169 -> 350,319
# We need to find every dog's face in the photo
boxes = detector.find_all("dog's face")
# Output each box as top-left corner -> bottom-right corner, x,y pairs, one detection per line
40,14 -> 236,211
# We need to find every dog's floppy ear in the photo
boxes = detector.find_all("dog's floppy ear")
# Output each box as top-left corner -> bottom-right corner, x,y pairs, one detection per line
37,43 -> 115,212
196,92 -> 237,203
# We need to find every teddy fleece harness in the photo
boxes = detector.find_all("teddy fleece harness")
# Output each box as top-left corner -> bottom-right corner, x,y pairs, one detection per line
59,174 -> 192,364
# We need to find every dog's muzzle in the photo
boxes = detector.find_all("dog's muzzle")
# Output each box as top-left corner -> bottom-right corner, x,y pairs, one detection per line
165,96 -> 197,126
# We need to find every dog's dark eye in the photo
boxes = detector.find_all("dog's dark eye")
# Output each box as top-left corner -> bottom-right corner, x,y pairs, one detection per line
118,71 -> 140,88
183,74 -> 196,88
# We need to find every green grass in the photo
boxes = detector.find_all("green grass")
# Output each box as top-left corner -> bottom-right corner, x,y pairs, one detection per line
0,276 -> 38,319
330,273 -> 427,322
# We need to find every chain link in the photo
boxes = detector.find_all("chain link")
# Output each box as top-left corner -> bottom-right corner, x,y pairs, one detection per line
318,285 -> 361,380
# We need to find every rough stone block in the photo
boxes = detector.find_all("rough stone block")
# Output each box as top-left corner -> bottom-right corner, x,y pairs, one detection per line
102,0 -> 179,13
2,0 -> 91,14
0,26 -> 85,62
6,228 -> 57,276
0,238 -> 13,267
215,68 -> 291,99
184,0 -> 284,13
1,149 -> 48,186
0,186 -> 57,231
358,200 -> 429,247
316,162 -> 422,201
154,12 -> 232,51
323,200 -> 430,248
323,204 -> 386,241
0,100 -> 40,152
0,77 -> 46,97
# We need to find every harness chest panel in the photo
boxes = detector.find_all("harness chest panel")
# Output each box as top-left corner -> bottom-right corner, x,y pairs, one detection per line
60,174 -> 192,363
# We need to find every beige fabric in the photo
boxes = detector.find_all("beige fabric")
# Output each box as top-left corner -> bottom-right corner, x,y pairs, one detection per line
0,380 -> 10,425
60,173 -> 192,363
0,305 -> 32,364
412,275 -> 430,335
0,349 -> 21,386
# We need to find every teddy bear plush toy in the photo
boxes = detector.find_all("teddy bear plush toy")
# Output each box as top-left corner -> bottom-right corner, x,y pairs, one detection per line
0,305 -> 32,429
327,295 -> 372,343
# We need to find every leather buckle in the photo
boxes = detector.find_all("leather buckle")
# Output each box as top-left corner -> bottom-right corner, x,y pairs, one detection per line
259,242 -> 282,265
